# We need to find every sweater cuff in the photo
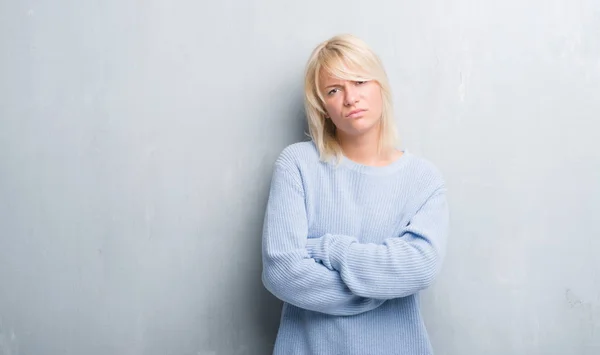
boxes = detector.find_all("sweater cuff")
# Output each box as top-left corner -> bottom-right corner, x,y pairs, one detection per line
328,234 -> 356,271
306,236 -> 333,270
306,234 -> 357,271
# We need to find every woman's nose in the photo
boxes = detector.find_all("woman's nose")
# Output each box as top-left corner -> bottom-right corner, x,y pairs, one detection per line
344,86 -> 359,106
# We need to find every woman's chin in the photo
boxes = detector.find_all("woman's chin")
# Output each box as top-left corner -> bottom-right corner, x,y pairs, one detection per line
348,119 -> 380,135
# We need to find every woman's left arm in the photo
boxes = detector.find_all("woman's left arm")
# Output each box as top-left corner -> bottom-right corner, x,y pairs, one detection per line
306,186 -> 449,300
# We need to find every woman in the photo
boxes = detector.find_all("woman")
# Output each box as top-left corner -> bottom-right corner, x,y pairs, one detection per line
261,34 -> 449,355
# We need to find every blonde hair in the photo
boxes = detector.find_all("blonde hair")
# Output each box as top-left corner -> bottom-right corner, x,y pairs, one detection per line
304,34 -> 399,163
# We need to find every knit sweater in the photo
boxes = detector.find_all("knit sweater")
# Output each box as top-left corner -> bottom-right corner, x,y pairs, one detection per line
261,141 -> 449,355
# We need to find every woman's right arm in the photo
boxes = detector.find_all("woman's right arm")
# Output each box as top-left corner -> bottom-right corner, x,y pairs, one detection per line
261,159 -> 385,316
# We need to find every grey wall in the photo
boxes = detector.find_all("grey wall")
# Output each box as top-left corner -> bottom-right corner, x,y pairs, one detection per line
1,1 -> 599,354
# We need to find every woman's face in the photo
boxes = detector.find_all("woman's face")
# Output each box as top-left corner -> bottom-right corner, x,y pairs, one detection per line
319,69 -> 383,140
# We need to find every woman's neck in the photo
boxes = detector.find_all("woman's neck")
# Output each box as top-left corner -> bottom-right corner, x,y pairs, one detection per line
337,129 -> 401,167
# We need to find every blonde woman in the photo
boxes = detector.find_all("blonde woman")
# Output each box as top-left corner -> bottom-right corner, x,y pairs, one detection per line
261,34 -> 449,355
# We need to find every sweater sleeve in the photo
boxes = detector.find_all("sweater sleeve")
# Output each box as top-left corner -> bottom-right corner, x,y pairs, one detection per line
305,185 -> 449,300
261,160 -> 386,316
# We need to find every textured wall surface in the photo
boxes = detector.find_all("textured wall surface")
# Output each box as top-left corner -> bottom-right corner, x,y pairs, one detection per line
1,1 -> 599,354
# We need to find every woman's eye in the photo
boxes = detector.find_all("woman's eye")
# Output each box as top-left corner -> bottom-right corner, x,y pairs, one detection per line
356,81 -> 367,85
327,88 -> 339,95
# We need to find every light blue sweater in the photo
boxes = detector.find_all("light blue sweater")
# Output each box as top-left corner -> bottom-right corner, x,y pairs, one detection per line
261,141 -> 449,355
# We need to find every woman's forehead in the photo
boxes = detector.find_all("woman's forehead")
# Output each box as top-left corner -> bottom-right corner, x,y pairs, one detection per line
319,69 -> 341,84
319,62 -> 367,83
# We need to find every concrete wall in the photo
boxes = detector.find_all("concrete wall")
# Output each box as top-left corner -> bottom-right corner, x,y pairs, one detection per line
1,0 -> 599,354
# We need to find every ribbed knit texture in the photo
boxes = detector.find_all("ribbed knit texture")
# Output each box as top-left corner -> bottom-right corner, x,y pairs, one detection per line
261,141 -> 449,355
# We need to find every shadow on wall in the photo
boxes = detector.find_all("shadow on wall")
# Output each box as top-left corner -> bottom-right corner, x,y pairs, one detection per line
0,319 -> 19,355
252,96 -> 308,348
